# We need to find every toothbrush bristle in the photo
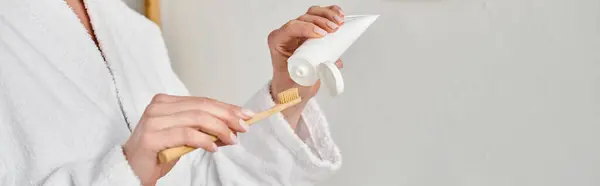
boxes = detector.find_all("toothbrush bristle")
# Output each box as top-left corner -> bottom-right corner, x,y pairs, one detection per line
277,88 -> 301,104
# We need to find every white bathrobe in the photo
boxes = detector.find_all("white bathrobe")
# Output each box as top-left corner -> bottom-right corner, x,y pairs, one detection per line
0,0 -> 341,185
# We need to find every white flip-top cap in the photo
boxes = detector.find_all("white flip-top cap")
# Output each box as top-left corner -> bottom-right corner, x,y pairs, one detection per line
318,62 -> 344,96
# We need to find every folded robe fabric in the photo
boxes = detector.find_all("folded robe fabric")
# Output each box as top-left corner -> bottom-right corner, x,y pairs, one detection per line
0,0 -> 341,185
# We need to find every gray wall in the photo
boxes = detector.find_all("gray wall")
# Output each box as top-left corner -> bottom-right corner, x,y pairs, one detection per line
122,0 -> 143,13
161,0 -> 600,185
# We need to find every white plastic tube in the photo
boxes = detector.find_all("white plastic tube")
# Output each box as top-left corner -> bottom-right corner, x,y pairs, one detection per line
287,15 -> 379,96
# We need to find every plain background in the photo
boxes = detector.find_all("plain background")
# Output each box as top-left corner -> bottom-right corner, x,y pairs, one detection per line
138,0 -> 598,185
122,0 -> 143,14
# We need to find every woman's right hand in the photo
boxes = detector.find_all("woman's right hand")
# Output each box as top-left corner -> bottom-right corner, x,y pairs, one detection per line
122,94 -> 255,185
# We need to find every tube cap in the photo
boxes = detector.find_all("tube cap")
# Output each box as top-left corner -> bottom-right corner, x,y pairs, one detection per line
318,62 -> 344,96
288,57 -> 319,86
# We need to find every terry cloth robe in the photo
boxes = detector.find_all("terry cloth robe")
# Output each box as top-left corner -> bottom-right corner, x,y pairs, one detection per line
0,0 -> 342,185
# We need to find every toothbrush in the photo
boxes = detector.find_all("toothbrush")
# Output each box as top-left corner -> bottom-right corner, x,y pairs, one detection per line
158,88 -> 303,163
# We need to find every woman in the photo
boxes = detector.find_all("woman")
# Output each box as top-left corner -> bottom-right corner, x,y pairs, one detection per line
0,0 -> 345,185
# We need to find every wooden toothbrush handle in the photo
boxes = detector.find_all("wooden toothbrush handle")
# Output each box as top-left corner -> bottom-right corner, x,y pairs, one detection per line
158,146 -> 197,163
244,98 -> 301,125
157,99 -> 302,163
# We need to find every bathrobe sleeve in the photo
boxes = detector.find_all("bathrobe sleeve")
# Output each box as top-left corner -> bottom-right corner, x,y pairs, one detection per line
153,59 -> 342,185
187,84 -> 343,186
38,146 -> 142,185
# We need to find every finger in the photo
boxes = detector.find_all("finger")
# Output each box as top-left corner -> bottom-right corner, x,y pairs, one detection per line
154,127 -> 218,152
327,5 -> 344,17
335,59 -> 344,69
151,93 -> 178,104
151,95 -> 252,118
151,93 -> 204,104
146,110 -> 238,145
216,132 -> 238,146
275,20 -> 327,42
297,14 -> 339,32
306,5 -> 344,24
144,99 -> 252,133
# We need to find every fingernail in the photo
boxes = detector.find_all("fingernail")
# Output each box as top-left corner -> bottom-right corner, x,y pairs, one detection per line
241,109 -> 256,117
212,143 -> 218,152
239,119 -> 249,132
326,21 -> 339,30
339,10 -> 345,16
229,133 -> 238,144
314,27 -> 328,36
334,15 -> 344,23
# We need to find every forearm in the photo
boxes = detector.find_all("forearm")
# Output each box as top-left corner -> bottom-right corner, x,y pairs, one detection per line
280,101 -> 308,129
270,75 -> 311,130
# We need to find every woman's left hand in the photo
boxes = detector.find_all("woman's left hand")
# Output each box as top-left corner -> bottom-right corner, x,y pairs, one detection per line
267,5 -> 345,127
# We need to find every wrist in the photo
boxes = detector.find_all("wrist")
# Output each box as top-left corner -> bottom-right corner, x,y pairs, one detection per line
270,75 -> 292,97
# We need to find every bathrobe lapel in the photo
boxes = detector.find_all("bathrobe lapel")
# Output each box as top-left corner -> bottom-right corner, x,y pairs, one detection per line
1,0 -> 173,128
83,0 -> 171,126
0,0 -> 118,118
